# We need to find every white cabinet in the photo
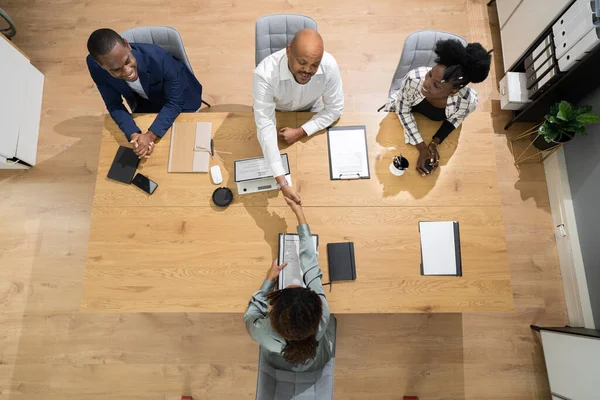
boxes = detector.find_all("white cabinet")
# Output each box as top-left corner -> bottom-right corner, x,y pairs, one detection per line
0,34 -> 44,169
496,0 -> 523,29
541,330 -> 600,400
499,0 -> 572,71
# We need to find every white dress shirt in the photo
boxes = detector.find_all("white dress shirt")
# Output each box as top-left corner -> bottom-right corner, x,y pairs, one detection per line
253,49 -> 344,177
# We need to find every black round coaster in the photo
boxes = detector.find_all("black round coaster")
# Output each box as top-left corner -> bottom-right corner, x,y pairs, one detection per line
212,187 -> 233,207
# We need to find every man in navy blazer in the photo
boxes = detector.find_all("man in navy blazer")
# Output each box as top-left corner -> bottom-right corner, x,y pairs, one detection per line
86,28 -> 203,158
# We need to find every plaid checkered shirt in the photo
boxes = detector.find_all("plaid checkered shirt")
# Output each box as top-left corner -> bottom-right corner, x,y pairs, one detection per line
384,67 -> 478,145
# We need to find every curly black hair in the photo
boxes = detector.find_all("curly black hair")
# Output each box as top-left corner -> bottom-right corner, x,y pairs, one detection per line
434,39 -> 492,89
267,287 -> 323,365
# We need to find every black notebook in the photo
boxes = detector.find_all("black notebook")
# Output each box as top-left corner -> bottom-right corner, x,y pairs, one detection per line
327,242 -> 356,281
107,146 -> 140,184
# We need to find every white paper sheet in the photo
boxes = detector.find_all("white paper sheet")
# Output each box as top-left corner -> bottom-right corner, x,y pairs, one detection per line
327,126 -> 370,179
419,221 -> 460,276
235,154 -> 289,182
278,233 -> 318,290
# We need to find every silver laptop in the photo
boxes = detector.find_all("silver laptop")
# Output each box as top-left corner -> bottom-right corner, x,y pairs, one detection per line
234,154 -> 292,195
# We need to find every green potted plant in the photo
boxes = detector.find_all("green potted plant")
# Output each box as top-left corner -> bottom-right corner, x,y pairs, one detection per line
534,101 -> 600,151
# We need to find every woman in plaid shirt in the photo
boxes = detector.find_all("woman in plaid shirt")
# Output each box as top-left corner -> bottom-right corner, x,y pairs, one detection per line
386,39 -> 492,176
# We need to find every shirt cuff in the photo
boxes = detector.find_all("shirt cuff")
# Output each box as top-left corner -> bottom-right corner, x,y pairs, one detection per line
124,128 -> 142,141
260,279 -> 276,293
270,161 -> 286,178
405,135 -> 423,145
301,120 -> 319,136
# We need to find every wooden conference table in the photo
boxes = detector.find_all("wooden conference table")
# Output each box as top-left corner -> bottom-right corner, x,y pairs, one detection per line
82,111 -> 514,313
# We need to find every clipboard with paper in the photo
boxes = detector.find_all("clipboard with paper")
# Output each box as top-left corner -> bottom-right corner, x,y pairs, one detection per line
277,233 -> 319,290
326,125 -> 371,180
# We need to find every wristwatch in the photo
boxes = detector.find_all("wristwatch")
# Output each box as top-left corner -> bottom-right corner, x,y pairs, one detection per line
276,181 -> 289,190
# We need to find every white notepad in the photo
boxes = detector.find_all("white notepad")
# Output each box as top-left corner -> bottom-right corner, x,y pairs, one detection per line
278,233 -> 318,290
419,221 -> 462,276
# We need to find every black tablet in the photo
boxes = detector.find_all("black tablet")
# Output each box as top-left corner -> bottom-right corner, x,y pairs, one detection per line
107,146 -> 140,184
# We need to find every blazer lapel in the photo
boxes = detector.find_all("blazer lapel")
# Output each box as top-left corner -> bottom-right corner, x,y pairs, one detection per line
132,45 -> 151,96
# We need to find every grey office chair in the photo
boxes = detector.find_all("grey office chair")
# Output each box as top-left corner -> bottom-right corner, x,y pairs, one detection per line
255,316 -> 337,400
255,14 -> 317,66
0,8 -> 17,39
121,26 -> 211,108
378,30 -> 467,111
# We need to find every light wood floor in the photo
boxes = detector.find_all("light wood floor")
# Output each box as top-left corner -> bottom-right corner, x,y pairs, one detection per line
0,0 -> 567,399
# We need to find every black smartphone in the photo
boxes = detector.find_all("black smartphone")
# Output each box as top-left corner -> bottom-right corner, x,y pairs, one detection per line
131,173 -> 158,195
424,161 -> 434,173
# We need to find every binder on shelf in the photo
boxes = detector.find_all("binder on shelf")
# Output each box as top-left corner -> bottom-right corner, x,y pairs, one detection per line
552,0 -> 593,34
525,56 -> 555,80
529,66 -> 560,99
526,57 -> 557,90
418,221 -> 462,276
327,125 -> 370,180
524,36 -> 553,70
552,0 -> 595,44
558,27 -> 600,71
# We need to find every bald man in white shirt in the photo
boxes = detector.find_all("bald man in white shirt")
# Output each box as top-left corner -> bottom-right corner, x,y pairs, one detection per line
253,29 -> 344,204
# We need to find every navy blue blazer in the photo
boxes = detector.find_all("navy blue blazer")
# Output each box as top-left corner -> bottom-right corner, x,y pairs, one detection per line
86,43 -> 202,139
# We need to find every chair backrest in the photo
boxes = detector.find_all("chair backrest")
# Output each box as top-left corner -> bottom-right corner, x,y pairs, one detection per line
121,26 -> 194,75
387,30 -> 467,99
0,8 -> 17,39
255,14 -> 317,67
255,316 -> 337,400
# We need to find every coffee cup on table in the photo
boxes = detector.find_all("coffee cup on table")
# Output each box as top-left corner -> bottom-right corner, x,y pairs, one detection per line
389,155 -> 409,176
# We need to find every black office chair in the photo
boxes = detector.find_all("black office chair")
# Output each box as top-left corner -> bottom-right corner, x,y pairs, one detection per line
0,8 -> 17,39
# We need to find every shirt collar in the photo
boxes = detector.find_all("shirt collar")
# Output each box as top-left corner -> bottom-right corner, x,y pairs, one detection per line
279,51 -> 325,81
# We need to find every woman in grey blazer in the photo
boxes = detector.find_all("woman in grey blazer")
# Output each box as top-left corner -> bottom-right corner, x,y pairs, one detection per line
244,198 -> 335,372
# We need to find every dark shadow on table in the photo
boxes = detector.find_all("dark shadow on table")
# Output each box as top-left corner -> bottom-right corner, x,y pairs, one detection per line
212,113 -> 288,261
374,112 -> 461,200
0,115 -> 104,191
104,113 -> 160,175
491,100 -> 551,208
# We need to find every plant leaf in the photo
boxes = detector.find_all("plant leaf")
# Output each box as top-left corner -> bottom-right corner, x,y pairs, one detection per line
576,105 -> 593,116
545,130 -> 559,142
549,103 -> 559,116
574,125 -> 587,136
576,113 -> 600,124
557,101 -> 574,121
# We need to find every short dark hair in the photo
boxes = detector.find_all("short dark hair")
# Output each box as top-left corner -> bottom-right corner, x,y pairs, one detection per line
434,39 -> 492,88
267,287 -> 323,365
87,28 -> 125,60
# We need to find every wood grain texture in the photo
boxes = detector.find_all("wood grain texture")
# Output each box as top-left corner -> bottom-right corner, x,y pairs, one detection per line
0,0 -> 566,398
82,205 -> 512,312
83,112 -> 513,313
296,112 -> 502,207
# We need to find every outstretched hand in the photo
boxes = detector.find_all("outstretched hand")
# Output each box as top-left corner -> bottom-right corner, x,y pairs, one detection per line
266,259 -> 288,281
284,197 -> 307,225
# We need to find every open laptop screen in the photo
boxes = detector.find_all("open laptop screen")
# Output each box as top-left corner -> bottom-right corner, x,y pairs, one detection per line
234,153 -> 290,182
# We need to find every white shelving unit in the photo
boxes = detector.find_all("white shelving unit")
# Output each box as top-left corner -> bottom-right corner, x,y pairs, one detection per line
0,33 -> 45,169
